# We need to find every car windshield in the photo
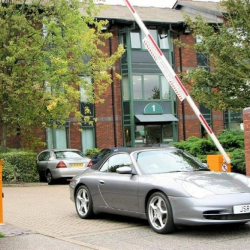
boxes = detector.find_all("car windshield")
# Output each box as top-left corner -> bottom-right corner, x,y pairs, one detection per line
55,151 -> 85,159
134,150 -> 208,174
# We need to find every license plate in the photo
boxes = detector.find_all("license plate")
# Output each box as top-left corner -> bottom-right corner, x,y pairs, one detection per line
72,163 -> 84,168
233,204 -> 250,214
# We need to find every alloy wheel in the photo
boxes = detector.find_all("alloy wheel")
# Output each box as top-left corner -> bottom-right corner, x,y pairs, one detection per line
76,187 -> 90,217
148,195 -> 168,230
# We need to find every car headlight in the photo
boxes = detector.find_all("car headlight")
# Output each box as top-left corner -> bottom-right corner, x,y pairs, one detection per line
182,181 -> 214,199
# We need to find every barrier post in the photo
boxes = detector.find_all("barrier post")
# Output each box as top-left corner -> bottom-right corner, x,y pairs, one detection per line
0,159 -> 3,224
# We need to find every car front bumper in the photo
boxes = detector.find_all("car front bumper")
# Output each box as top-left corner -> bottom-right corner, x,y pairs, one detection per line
169,193 -> 250,226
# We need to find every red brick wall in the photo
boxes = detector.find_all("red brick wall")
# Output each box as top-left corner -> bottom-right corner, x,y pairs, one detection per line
70,122 -> 81,150
243,107 -> 250,176
95,24 -> 123,149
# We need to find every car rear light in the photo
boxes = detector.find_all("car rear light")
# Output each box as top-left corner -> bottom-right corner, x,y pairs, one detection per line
87,160 -> 93,167
56,161 -> 67,168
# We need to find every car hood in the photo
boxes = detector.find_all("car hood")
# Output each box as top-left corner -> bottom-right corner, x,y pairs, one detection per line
154,171 -> 250,195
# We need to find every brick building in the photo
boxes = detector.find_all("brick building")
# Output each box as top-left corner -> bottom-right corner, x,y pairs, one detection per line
1,1 -> 243,153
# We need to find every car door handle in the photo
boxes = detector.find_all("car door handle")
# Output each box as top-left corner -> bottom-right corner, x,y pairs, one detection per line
99,180 -> 105,185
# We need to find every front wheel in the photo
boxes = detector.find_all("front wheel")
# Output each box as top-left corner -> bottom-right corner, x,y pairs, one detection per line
147,192 -> 176,234
75,185 -> 94,219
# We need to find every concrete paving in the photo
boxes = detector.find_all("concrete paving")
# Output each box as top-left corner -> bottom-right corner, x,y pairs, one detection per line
2,183 -> 250,250
0,183 -> 148,250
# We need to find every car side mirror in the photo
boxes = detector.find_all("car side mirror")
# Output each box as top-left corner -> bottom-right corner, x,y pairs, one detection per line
116,166 -> 133,174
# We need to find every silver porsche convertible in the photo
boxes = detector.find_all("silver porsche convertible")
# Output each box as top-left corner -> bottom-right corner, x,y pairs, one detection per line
69,147 -> 250,234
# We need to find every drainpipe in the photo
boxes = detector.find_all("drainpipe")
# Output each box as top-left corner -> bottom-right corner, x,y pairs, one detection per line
109,36 -> 118,147
178,34 -> 186,140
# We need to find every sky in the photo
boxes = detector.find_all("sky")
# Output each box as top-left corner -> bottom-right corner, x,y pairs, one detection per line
95,0 -> 221,8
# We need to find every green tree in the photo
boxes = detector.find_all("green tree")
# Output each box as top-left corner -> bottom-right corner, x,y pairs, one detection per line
0,0 -> 124,152
180,0 -> 250,111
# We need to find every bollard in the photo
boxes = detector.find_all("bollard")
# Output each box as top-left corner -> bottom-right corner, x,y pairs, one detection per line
0,159 -> 3,224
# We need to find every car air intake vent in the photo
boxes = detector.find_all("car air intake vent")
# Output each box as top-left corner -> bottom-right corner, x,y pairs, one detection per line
203,211 -> 250,220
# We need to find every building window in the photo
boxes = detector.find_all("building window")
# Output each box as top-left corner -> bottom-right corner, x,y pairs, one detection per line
199,105 -> 212,138
130,31 -> 141,49
161,76 -> 170,100
122,75 -> 130,100
133,76 -> 142,99
130,29 -> 169,50
224,111 -> 243,130
144,75 -> 159,99
46,125 -> 69,149
159,29 -> 169,49
132,75 -> 170,100
81,128 -> 95,153
196,35 -> 209,69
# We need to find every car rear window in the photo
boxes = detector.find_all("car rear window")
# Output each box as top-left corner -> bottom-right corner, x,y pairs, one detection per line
55,151 -> 85,159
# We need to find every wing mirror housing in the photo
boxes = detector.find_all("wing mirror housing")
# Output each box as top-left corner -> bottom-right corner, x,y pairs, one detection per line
116,166 -> 135,174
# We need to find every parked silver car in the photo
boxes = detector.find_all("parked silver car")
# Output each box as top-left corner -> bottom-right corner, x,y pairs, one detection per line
70,147 -> 250,234
37,149 -> 91,184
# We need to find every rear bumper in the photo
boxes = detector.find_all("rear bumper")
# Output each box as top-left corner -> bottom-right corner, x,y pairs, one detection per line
51,168 -> 87,179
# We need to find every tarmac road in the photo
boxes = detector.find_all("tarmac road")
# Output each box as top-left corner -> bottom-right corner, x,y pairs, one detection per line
1,183 -> 250,250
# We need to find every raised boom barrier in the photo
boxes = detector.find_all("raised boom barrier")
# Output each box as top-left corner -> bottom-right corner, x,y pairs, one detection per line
123,0 -> 230,164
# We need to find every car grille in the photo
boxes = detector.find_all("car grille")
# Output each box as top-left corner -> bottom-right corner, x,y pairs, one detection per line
203,211 -> 250,220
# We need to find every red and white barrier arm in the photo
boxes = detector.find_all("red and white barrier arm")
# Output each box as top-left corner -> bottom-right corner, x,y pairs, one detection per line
123,0 -> 230,164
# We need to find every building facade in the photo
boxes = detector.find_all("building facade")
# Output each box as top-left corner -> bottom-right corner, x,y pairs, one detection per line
2,1 -> 243,153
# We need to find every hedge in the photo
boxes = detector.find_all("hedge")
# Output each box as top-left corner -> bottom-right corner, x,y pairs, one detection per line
0,151 -> 39,183
172,130 -> 245,174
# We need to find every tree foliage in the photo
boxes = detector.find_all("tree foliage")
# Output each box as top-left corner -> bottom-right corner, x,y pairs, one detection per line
181,0 -> 250,111
0,0 -> 124,152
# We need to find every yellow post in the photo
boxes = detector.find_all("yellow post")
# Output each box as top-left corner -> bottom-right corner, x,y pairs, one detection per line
207,154 -> 231,172
0,159 -> 3,224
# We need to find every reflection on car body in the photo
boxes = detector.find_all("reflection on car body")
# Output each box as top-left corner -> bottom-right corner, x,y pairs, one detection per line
70,147 -> 250,234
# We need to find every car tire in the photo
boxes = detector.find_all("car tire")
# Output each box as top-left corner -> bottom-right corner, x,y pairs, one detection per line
46,170 -> 54,185
147,192 -> 176,234
75,185 -> 94,219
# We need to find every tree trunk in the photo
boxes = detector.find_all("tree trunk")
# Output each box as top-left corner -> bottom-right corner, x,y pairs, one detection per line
1,122 -> 7,153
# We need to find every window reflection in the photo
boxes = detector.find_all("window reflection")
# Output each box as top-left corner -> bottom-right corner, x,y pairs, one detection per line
130,32 -> 141,49
144,75 -> 159,100
161,76 -> 170,99
133,76 -> 142,99
132,75 -> 171,100
130,29 -> 169,50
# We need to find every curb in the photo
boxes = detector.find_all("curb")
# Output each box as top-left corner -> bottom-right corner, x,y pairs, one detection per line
3,182 -> 48,187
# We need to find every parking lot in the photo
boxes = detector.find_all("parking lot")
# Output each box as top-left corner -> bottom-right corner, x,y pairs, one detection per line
2,184 -> 250,250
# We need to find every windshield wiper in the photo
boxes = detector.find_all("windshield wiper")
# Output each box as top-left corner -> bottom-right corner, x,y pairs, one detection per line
166,170 -> 188,173
194,168 -> 210,171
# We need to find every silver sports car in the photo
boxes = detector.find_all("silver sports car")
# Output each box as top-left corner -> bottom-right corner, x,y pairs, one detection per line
69,147 -> 250,234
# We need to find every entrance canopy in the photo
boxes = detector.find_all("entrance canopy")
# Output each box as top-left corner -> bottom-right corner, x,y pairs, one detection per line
135,114 -> 178,123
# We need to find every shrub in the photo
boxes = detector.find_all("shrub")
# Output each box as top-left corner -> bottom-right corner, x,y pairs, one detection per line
85,148 -> 100,159
0,151 -> 39,183
172,130 -> 245,174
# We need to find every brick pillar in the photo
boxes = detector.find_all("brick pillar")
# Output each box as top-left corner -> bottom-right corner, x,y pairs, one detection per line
243,107 -> 250,176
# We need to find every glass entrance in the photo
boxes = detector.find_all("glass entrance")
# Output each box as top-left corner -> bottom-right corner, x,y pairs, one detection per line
134,123 -> 174,146
146,125 -> 161,144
